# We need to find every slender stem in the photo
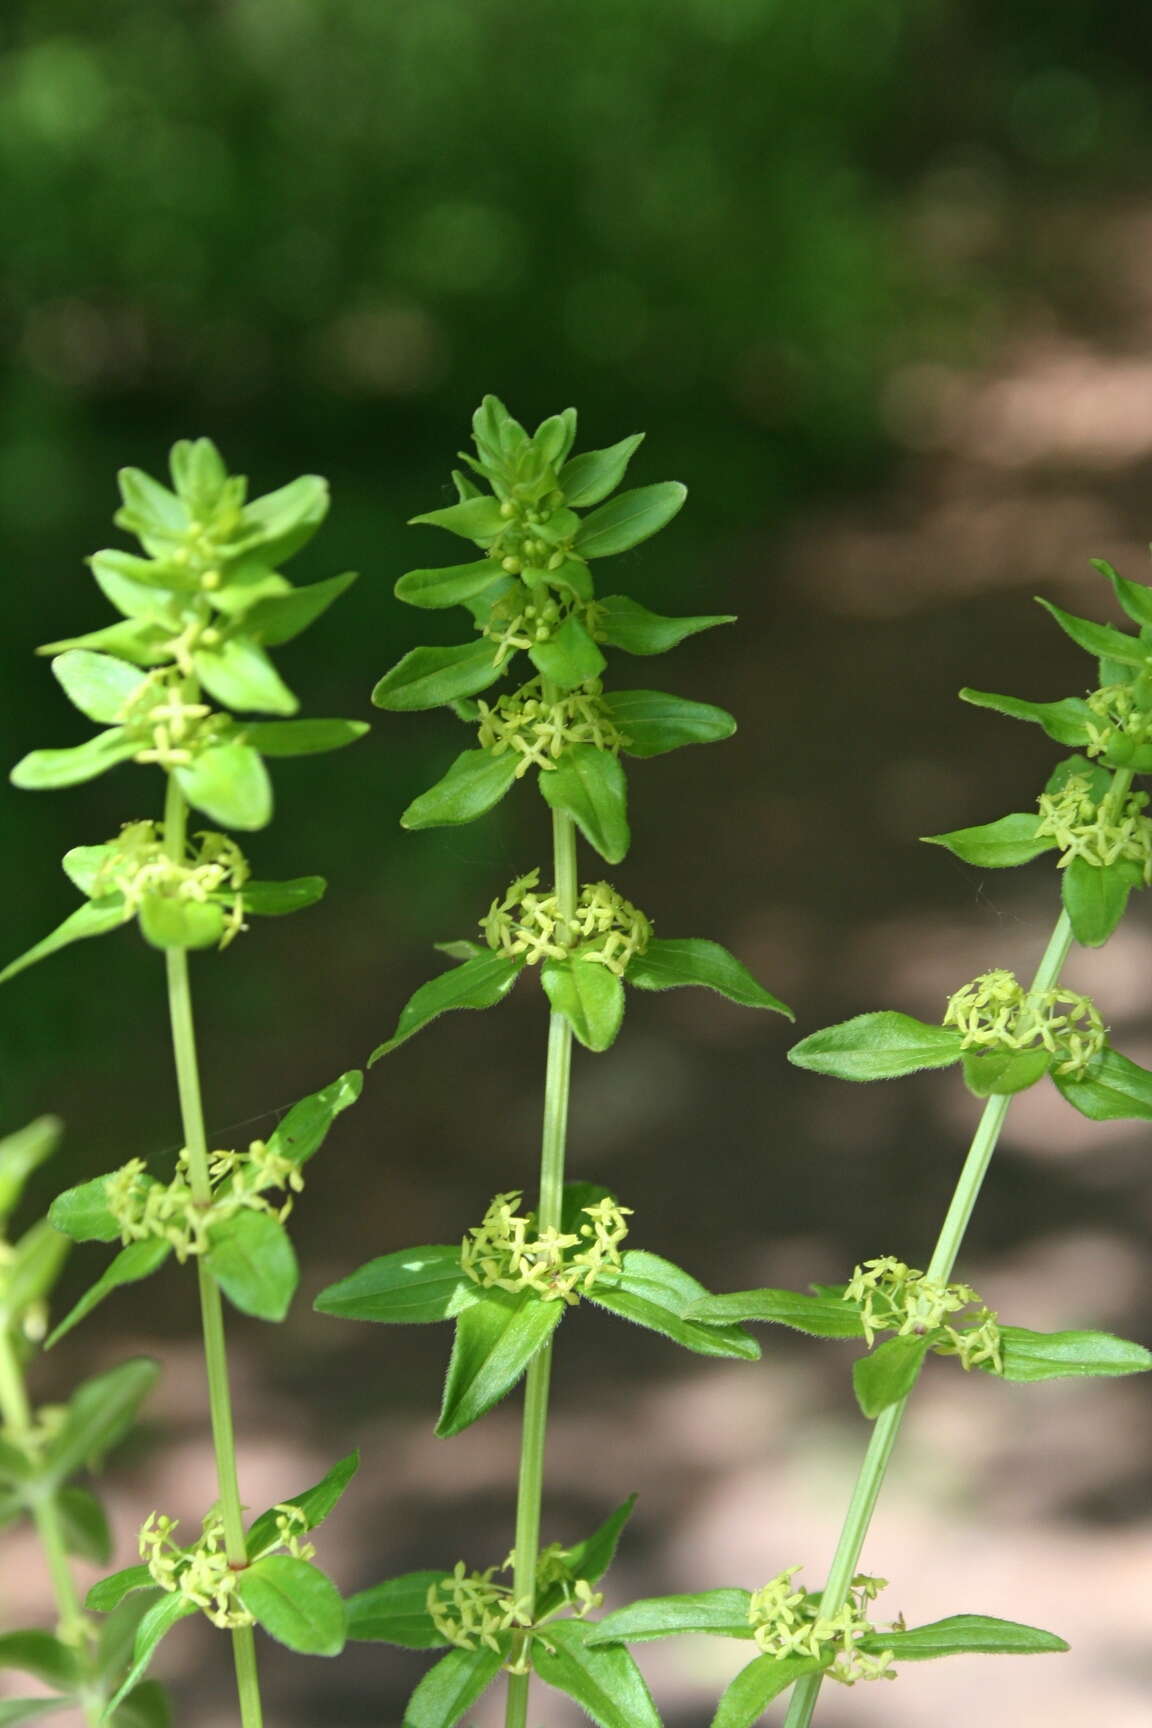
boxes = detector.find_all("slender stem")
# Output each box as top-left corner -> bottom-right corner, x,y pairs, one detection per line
505,807 -> 579,1728
163,775 -> 263,1728
783,909 -> 1076,1728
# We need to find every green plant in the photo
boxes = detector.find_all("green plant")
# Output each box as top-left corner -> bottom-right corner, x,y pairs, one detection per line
0,1116 -> 162,1726
3,443 -> 368,1727
312,396 -> 792,1727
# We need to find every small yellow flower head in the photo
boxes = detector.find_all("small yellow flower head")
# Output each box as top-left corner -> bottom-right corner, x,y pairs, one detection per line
93,821 -> 250,949
943,970 -> 1105,1079
843,1255 -> 1003,1370
140,1509 -> 254,1630
1035,773 -> 1152,880
747,1567 -> 895,1685
460,1191 -> 632,1304
481,873 -> 651,977
105,1139 -> 305,1261
476,676 -> 629,773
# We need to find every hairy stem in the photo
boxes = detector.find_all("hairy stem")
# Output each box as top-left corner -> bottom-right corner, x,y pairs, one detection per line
783,909 -> 1075,1728
505,805 -> 578,1728
163,773 -> 264,1728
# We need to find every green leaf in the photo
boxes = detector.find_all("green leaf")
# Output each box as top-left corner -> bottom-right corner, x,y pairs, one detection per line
858,1613 -> 1068,1660
313,1244 -> 477,1325
45,1358 -> 159,1484
559,434 -> 645,507
0,1630 -> 81,1690
97,1593 -> 162,1681
234,1556 -> 346,1656
58,1485 -> 112,1564
1061,855 -> 1141,947
51,652 -> 149,724
241,877 -> 328,916
959,689 -> 1093,747
48,1175 -> 120,1244
924,812 -> 1054,869
372,641 -> 504,711
0,1700 -> 71,1724
1093,557 -> 1152,628
0,1435 -> 32,1484
574,483 -> 687,559
109,1681 -> 171,1728
529,613 -> 607,688
541,957 -> 625,1052
687,1288 -> 866,1339
1053,1047 -> 1152,1120
605,690 -> 736,756
395,561 -> 504,610
369,952 -> 524,1061
264,1070 -> 363,1171
138,894 -> 225,951
193,638 -> 298,715
1,1218 -> 70,1320
11,730 -> 140,790
961,1047 -> 1052,1097
437,1287 -> 563,1437
401,750 -> 519,830
545,1494 -> 637,1603
587,1588 -> 756,1645
105,1592 -> 198,1716
205,1209 -> 298,1322
712,1653 -> 827,1727
538,744 -> 630,863
994,1325 -> 1152,1382
409,497 -> 508,543
344,1571 -> 451,1647
116,466 -> 185,540
789,1011 -> 963,1081
0,896 -> 131,986
175,742 -> 273,830
242,572 -> 358,645
399,1646 -> 503,1728
0,1116 -> 62,1224
587,1251 -> 760,1360
86,1566 -> 158,1614
235,474 -> 330,567
532,1618 -> 662,1728
242,719 -> 369,757
46,1242 -> 171,1348
1036,598 -> 1147,668
853,1333 -> 933,1418
247,1451 -> 360,1559
626,938 -> 792,1016
596,594 -> 735,656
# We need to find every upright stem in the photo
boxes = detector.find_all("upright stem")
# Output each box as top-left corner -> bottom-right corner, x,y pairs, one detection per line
505,806 -> 578,1728
163,775 -> 263,1728
783,909 -> 1075,1728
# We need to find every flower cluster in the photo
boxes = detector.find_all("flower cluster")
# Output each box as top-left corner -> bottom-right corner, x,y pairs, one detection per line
459,1191 -> 632,1304
105,1139 -> 303,1262
475,677 -> 627,776
1034,774 -> 1152,878
844,1257 -> 1003,1371
116,674 -> 229,771
481,872 -> 651,975
943,969 -> 1105,1079
747,1567 -> 895,1685
1084,681 -> 1152,764
427,1546 -> 603,1666
94,820 -> 250,946
139,1504 -> 313,1631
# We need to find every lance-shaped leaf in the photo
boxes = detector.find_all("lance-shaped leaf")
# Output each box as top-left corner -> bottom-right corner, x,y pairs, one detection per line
37,620 -> 170,665
1093,557 -> 1152,627
962,1046 -> 1052,1098
262,1070 -> 362,1171
530,614 -> 607,688
1053,1047 -> 1152,1120
605,690 -> 736,756
537,1495 -> 637,1619
345,1571 -> 452,1647
58,1485 -> 112,1564
853,1333 -> 934,1418
789,1012 -> 963,1081
369,952 -> 524,1062
96,1592 -> 163,1682
246,1452 -> 360,1559
0,1116 -> 61,1223
44,1358 -> 159,1484
51,651 -> 150,724
86,1566 -> 158,1614
49,1175 -> 120,1244
234,1556 -> 346,1656
626,938 -> 791,1016
105,1592 -> 199,1716
175,741 -> 272,830
437,1287 -> 564,1437
395,561 -> 505,610
924,812 -> 1055,869
233,474 -> 330,567
538,744 -> 630,863
1061,855 -> 1142,948
587,1252 -> 760,1360
990,1325 -> 1152,1382
193,639 -> 297,716
1036,598 -> 1147,668
959,689 -> 1093,747
242,571 -> 358,645
713,1653 -> 828,1727
242,719 -> 369,757
595,594 -> 735,656
204,1209 -> 298,1322
857,1613 -> 1068,1660
47,1241 -> 172,1348
559,434 -> 645,507
314,1244 -> 478,1326
401,750 -> 519,830
0,1435 -> 33,1484
11,730 -> 141,790
532,1618 -> 662,1728
409,497 -> 508,543
372,641 -> 504,710
588,1588 -> 756,1646
0,1700 -> 71,1724
574,483 -> 687,559
241,877 -> 327,916
687,1287 -> 866,1339
109,1679 -> 170,1728
541,957 -> 625,1052
400,1645 -> 504,1728
0,1630 -> 82,1691
1,1218 -> 70,1321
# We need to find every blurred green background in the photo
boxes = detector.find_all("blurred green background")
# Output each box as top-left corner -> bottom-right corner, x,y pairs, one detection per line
2,4 -> 1151,1725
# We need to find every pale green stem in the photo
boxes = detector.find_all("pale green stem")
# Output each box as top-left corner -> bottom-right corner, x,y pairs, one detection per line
163,773 -> 263,1728
505,806 -> 578,1728
783,909 -> 1075,1728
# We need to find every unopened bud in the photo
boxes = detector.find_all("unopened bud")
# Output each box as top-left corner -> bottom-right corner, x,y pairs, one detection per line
502,556 -> 522,575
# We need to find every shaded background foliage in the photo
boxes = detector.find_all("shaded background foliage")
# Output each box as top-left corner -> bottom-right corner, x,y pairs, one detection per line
2,3 -> 1151,1724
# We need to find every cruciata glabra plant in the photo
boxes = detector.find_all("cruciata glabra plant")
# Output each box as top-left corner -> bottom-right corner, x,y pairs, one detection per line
310,397 -> 794,1728
2,442 -> 368,1728
581,559 -> 1152,1727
